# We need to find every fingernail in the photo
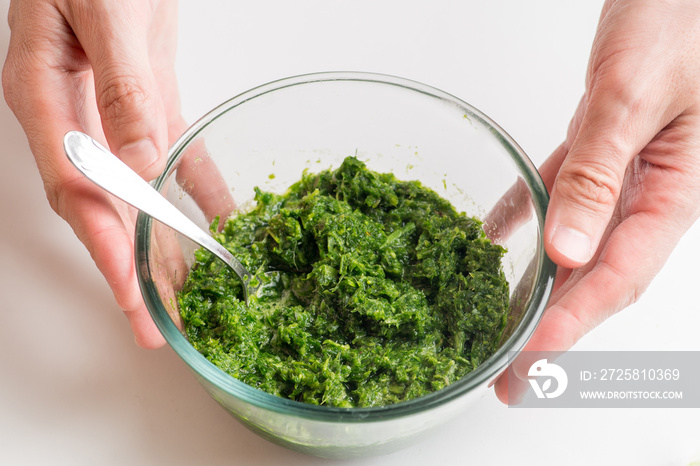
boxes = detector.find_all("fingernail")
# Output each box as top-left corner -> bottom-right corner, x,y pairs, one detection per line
552,225 -> 592,264
119,138 -> 159,175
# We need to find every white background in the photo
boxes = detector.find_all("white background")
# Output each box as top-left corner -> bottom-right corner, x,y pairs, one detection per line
1,1 -> 699,465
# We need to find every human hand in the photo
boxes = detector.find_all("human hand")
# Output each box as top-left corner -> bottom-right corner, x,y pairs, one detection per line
495,0 -> 700,403
3,0 -> 187,348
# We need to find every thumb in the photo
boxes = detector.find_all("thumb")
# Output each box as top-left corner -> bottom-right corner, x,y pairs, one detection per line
544,84 -> 671,269
66,1 -> 168,179
544,115 -> 628,268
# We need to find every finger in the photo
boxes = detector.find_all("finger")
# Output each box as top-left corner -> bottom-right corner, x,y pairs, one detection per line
146,0 -> 186,146
58,179 -> 166,348
482,140 -> 573,245
513,203 -> 688,381
175,141 -> 237,224
546,104 -> 676,268
143,0 -> 235,232
61,0 -> 169,179
483,95 -> 586,245
150,219 -> 189,330
493,367 -> 529,405
541,95 -> 588,192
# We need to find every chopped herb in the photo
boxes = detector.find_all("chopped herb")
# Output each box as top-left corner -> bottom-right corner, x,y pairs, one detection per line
178,156 -> 509,407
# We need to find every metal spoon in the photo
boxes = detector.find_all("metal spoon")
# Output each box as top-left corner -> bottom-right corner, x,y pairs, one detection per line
63,130 -> 258,303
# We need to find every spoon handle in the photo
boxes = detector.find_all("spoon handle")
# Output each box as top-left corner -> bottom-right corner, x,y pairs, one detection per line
63,131 -> 254,300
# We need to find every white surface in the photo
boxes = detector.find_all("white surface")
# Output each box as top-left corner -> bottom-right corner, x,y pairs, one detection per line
1,1 -> 699,465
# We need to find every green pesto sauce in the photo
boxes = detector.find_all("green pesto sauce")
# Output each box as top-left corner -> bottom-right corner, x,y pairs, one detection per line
178,156 -> 509,408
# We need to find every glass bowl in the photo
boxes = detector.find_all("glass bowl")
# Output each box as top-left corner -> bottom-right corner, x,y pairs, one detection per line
135,72 -> 555,459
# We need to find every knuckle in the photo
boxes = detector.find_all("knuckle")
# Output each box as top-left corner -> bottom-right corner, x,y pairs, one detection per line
98,73 -> 150,125
0,60 -> 34,115
47,175 -> 77,219
1,63 -> 17,109
598,260 -> 644,312
47,172 -> 91,224
592,64 -> 636,102
587,56 -> 648,122
2,52 -> 27,112
556,161 -> 621,214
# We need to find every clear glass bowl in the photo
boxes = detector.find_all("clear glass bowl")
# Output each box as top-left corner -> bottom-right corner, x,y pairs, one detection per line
135,72 -> 555,459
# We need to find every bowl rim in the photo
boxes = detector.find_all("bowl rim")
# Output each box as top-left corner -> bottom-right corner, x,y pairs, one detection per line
135,71 -> 556,422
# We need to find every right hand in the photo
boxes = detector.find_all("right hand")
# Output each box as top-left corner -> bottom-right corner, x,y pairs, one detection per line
494,0 -> 700,403
3,0 -> 187,348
